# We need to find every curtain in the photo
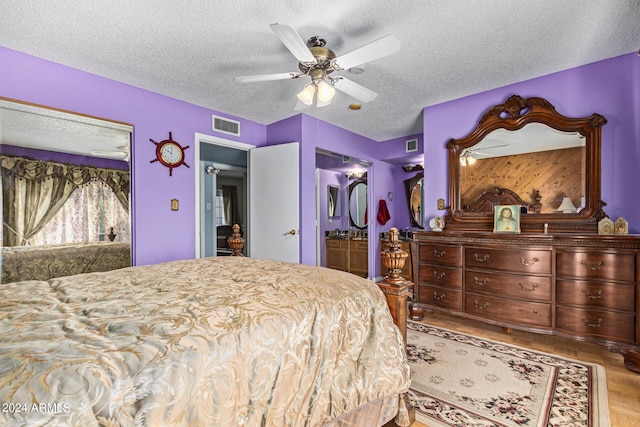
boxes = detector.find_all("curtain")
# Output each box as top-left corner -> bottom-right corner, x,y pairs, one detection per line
1,155 -> 130,247
30,180 -> 130,245
221,185 -> 240,226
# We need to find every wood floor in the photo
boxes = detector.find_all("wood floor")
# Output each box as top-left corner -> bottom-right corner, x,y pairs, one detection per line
407,311 -> 640,427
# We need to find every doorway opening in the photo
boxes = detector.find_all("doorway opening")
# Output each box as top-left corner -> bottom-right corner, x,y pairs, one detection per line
195,133 -> 252,258
315,148 -> 372,278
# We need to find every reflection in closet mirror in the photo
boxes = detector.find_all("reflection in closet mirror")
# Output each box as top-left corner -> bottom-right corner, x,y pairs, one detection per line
327,185 -> 340,217
0,97 -> 133,283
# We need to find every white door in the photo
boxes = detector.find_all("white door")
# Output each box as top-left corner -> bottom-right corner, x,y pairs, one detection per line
249,143 -> 300,262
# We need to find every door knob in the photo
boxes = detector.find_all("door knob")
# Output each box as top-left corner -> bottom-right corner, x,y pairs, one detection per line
284,229 -> 297,236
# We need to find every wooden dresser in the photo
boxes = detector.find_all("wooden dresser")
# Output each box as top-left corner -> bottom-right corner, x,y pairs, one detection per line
410,231 -> 640,373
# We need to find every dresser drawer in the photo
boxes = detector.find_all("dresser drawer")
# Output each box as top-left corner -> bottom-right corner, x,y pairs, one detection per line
557,279 -> 635,312
556,306 -> 635,343
417,284 -> 462,311
465,247 -> 551,274
419,244 -> 462,266
418,265 -> 462,288
465,293 -> 551,328
465,271 -> 551,302
556,251 -> 635,282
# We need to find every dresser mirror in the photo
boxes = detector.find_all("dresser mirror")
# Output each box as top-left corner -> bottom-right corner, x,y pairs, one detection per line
404,172 -> 424,228
445,95 -> 608,233
348,178 -> 368,229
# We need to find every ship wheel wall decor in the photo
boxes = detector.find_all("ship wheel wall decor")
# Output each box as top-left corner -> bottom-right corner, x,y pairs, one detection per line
150,131 -> 190,176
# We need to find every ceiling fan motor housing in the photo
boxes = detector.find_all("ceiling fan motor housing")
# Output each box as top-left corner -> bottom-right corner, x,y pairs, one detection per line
298,39 -> 337,77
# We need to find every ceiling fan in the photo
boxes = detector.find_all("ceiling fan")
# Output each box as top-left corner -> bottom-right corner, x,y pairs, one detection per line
234,24 -> 401,109
90,145 -> 129,161
460,144 -> 510,166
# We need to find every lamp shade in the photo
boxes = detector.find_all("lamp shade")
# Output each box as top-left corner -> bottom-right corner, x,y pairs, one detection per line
557,196 -> 576,213
296,84 -> 316,105
316,80 -> 336,103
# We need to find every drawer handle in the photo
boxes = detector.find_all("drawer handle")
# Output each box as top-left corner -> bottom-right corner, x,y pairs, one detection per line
473,277 -> 489,286
433,249 -> 446,258
518,283 -> 539,292
473,300 -> 489,310
520,257 -> 539,266
582,317 -> 603,328
582,289 -> 603,299
433,292 -> 446,301
473,253 -> 490,262
433,271 -> 446,279
581,260 -> 603,271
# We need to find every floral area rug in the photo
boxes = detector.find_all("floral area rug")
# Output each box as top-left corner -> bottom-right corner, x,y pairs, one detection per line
406,321 -> 609,427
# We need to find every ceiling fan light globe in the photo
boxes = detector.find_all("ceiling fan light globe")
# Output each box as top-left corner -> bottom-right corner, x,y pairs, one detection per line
297,84 -> 316,105
316,80 -> 336,103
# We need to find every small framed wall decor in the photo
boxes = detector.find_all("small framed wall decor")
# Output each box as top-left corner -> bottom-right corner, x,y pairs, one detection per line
493,205 -> 521,233
598,217 -> 614,235
615,217 -> 628,235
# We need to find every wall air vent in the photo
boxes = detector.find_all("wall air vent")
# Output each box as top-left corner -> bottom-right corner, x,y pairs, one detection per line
406,138 -> 418,153
212,115 -> 240,136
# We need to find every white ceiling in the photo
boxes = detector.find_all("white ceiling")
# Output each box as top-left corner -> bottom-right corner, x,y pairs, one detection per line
1,1 -> 639,142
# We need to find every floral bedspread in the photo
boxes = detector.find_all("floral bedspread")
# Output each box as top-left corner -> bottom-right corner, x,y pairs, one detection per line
0,257 -> 410,426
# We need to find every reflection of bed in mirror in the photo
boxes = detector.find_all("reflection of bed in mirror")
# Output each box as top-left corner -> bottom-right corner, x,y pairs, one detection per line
0,241 -> 410,426
464,186 -> 527,213
1,241 -> 131,283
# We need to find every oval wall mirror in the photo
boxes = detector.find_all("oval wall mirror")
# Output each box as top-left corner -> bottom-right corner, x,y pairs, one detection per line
348,179 -> 368,229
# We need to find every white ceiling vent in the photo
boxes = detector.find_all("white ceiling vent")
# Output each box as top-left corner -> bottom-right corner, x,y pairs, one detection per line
212,115 -> 240,136
406,138 -> 418,153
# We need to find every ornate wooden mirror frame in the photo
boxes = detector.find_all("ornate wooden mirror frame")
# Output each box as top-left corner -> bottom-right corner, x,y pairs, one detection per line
444,95 -> 608,233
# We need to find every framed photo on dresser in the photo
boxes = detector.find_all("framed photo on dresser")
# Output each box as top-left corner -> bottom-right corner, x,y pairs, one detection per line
494,205 -> 521,233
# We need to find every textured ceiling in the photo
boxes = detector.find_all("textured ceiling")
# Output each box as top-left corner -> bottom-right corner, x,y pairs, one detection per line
1,1 -> 639,142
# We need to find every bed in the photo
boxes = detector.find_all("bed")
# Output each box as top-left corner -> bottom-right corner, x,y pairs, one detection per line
0,256 -> 410,426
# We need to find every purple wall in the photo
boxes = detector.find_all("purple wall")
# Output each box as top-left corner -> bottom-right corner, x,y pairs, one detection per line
422,53 -> 640,233
1,46 -> 267,265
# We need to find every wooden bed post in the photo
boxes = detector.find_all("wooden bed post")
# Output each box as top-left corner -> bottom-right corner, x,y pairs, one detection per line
378,227 -> 413,348
379,228 -> 416,427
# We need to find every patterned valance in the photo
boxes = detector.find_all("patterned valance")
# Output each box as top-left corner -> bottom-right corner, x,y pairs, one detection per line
1,155 -> 129,207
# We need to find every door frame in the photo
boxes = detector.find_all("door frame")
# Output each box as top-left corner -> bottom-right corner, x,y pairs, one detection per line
194,132 -> 255,258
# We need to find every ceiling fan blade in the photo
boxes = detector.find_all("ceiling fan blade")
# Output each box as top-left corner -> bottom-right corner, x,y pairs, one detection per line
270,23 -> 317,64
234,72 -> 303,83
333,77 -> 378,103
333,35 -> 400,70
90,150 -> 128,159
